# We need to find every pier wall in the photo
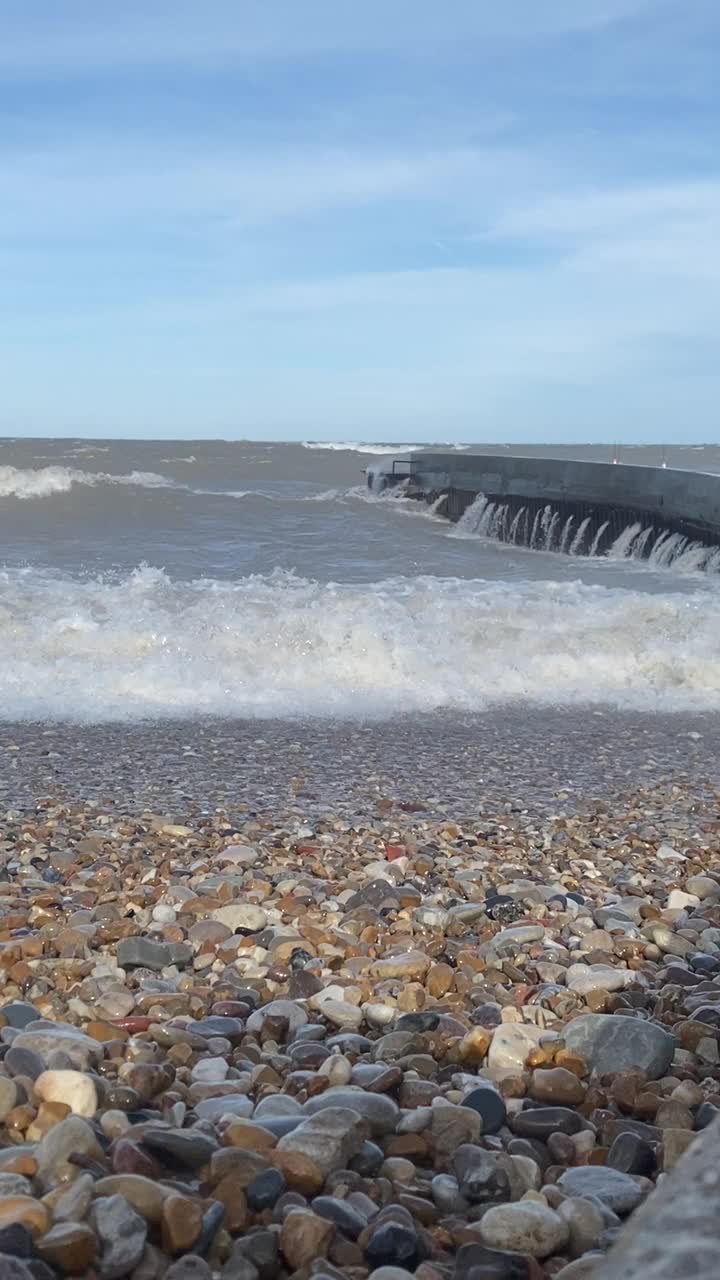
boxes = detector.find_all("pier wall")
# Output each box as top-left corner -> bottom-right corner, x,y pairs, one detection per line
371,453 -> 720,557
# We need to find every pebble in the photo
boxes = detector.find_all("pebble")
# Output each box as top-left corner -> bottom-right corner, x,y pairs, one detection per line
557,1166 -> 646,1214
480,1201 -> 569,1258
89,1194 -> 147,1279
0,780 -> 718,1279
564,1014 -> 676,1079
34,1070 -> 98,1117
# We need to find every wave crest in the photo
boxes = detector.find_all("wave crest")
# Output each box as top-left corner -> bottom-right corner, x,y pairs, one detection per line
0,566 -> 718,720
0,466 -> 175,500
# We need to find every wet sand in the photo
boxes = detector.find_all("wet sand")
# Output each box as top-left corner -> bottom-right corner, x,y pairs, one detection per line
1,709 -> 718,821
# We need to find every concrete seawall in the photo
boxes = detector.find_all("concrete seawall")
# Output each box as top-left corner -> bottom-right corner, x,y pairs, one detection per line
370,453 -> 720,561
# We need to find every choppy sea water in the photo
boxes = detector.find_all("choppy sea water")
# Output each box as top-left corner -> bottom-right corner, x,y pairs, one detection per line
1,438 -> 719,721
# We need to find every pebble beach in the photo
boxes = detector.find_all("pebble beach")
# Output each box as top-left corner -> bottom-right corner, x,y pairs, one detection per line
2,711 -> 720,1280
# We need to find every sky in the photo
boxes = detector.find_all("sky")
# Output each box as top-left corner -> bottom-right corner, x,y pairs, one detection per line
1,0 -> 719,442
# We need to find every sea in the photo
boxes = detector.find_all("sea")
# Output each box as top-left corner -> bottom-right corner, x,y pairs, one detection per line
1,437 -> 719,723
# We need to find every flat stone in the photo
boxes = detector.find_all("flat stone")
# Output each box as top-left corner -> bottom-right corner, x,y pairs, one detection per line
12,1027 -> 102,1072
493,925 -> 546,947
557,1166 -> 645,1214
318,1000 -> 363,1028
566,965 -> 628,995
564,1014 -> 675,1080
303,1089 -> 398,1136
369,951 -> 431,981
141,1127 -> 218,1169
512,1107 -> 585,1140
194,1095 -> 254,1120
116,938 -> 171,971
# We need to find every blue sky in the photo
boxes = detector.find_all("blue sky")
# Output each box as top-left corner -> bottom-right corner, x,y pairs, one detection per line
1,0 -> 719,441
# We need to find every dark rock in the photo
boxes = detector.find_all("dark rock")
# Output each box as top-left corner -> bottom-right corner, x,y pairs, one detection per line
349,1141 -> 384,1176
311,1197 -> 366,1238
462,1086 -> 507,1135
512,1106 -> 584,1139
454,1241 -> 533,1280
193,1201 -> 225,1257
690,954 -> 720,976
3,1048 -> 45,1080
345,880 -> 401,911
166,1260 -> 213,1280
0,1003 -> 40,1030
225,1230 -> 278,1280
141,1127 -> 218,1169
0,1227 -> 34,1259
187,1017 -> 244,1041
116,937 -> 171,971
695,1102 -> 719,1130
0,1259 -> 36,1280
246,1170 -> 287,1212
395,1012 -> 440,1032
365,1221 -> 423,1271
607,1132 -> 657,1176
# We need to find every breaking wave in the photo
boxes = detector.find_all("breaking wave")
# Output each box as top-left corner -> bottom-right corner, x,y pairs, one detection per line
0,565 -> 719,721
300,442 -> 470,454
0,466 -> 175,500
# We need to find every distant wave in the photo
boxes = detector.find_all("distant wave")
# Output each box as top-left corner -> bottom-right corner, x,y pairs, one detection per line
301,441 -> 424,454
0,565 -> 719,720
0,466 -> 175,500
301,441 -> 470,454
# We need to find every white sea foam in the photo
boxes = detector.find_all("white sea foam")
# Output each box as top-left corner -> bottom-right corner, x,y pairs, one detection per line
301,441 -> 470,454
0,466 -> 175,500
1,565 -> 719,721
301,441 -> 425,454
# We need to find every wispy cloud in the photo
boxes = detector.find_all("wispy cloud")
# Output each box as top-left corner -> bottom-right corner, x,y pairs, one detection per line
0,0 -> 656,74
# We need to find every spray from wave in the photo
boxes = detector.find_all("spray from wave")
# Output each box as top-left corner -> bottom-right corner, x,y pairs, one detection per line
0,466 -> 175,500
0,565 -> 719,721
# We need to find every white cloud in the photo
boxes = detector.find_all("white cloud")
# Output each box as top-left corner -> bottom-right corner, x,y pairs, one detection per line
0,143 -> 521,234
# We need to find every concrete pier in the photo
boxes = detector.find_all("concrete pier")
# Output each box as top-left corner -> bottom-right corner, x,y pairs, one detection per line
369,452 -> 720,560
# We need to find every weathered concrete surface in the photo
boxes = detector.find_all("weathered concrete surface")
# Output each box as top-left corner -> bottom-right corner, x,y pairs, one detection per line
371,452 -> 720,541
595,1114 -> 720,1280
